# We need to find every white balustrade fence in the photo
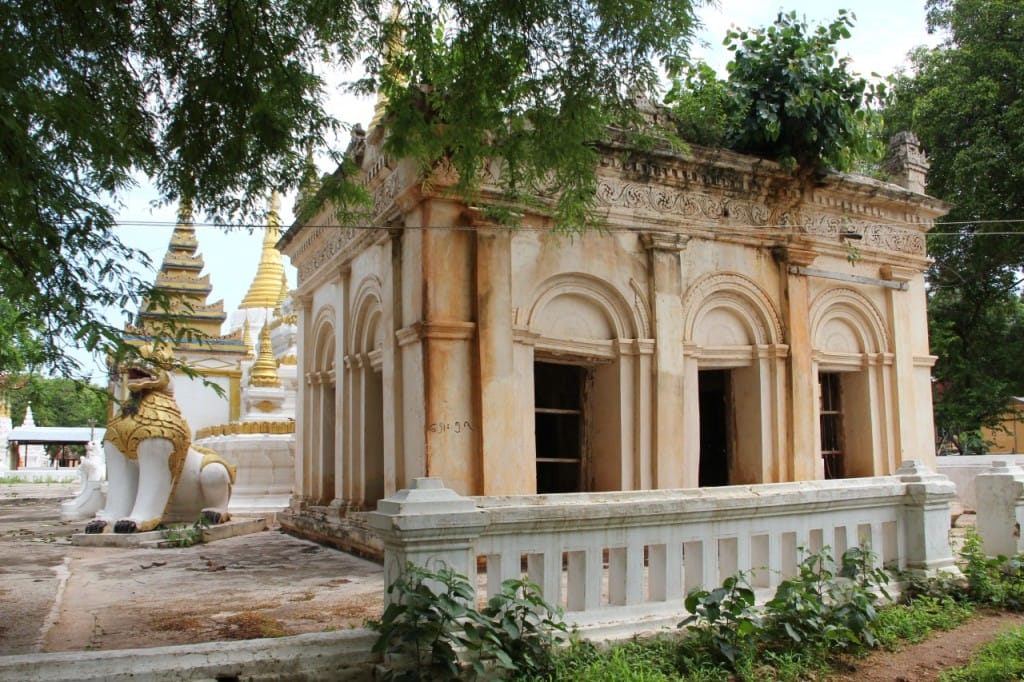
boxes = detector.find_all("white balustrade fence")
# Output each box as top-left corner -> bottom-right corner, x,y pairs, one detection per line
369,460 -> 961,633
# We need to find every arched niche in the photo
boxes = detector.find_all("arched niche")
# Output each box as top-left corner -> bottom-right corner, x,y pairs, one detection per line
683,272 -> 783,348
809,288 -> 892,480
680,272 -> 786,487
308,308 -> 336,503
523,273 -> 645,494
810,288 -> 890,358
311,308 -> 337,373
346,275 -> 386,509
350,276 -> 385,361
528,273 -> 640,342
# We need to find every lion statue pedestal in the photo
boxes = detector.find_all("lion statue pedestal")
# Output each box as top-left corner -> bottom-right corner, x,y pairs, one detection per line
86,348 -> 236,534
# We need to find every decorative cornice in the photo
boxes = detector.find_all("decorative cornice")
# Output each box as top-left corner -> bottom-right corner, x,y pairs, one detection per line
640,232 -> 690,252
195,420 -> 296,439
396,321 -> 477,346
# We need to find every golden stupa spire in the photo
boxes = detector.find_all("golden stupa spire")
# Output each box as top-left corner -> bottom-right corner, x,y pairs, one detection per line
136,198 -> 227,338
0,397 -> 10,419
239,193 -> 286,310
249,322 -> 281,388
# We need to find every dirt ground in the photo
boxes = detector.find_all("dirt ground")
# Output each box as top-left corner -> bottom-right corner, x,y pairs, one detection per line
0,483 -> 384,656
827,610 -> 1024,681
5,484 -> 1024,681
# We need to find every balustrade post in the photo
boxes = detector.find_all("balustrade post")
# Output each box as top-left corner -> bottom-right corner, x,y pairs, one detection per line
897,460 -> 958,576
367,478 -> 488,603
975,460 -> 1024,558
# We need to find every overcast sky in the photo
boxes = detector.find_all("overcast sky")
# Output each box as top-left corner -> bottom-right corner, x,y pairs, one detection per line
94,1 -> 938,380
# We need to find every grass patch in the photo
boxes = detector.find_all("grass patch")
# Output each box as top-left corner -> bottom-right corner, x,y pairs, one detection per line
939,626 -> 1024,681
874,595 -> 975,648
0,475 -> 69,484
149,613 -> 208,633
216,612 -> 289,640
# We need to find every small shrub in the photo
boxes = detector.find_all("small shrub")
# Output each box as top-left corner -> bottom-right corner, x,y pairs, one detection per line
762,545 -> 889,655
960,530 -> 1024,610
371,563 -> 566,681
680,572 -> 761,666
161,514 -> 211,548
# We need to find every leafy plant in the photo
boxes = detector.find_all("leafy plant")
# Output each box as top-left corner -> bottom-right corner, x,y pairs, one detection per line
161,514 -> 211,548
468,576 -> 567,678
762,548 -> 838,651
680,572 -> 761,665
959,530 -> 1024,610
766,545 -> 889,653
371,563 -> 566,681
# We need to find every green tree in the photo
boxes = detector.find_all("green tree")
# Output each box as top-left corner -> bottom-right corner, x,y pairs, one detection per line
886,0 -> 1024,443
666,11 -> 886,175
7,375 -> 108,429
0,0 -> 704,377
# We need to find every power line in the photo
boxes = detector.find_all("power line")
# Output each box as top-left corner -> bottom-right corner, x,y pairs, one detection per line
107,217 -> 1024,238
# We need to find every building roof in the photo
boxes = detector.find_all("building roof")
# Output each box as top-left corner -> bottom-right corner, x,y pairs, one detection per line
6,426 -> 105,445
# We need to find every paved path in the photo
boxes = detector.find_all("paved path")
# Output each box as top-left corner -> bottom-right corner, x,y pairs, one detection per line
0,483 -> 385,656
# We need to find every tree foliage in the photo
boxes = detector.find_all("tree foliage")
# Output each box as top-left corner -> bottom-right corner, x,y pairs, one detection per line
0,0 -> 704,377
5,375 -> 108,429
886,0 -> 1024,440
666,11 -> 886,175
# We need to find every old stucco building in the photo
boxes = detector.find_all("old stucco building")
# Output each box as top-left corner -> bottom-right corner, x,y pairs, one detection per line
278,119 -> 946,552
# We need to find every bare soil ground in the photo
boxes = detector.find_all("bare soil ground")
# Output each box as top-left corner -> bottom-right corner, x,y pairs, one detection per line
827,610 -> 1024,681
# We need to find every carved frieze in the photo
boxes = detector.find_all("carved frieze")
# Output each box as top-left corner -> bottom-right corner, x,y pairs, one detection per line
797,216 -> 926,257
294,226 -> 359,284
595,176 -> 928,257
373,167 -> 403,218
597,178 -> 779,228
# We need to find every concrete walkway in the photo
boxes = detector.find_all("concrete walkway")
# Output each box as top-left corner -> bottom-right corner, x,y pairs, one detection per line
0,483 -> 385,657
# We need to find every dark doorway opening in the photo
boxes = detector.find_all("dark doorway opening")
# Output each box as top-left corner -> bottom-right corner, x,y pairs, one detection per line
699,369 -> 731,487
364,369 -> 385,508
534,362 -> 585,493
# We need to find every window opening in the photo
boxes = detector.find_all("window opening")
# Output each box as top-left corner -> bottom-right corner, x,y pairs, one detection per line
819,372 -> 844,479
534,362 -> 586,493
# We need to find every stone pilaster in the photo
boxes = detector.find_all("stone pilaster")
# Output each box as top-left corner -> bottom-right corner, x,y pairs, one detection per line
475,228 -> 523,494
881,265 -> 929,470
777,243 -> 819,481
642,232 -> 689,488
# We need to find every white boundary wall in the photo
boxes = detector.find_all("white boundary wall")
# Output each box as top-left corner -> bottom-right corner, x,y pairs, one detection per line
369,460 -> 960,633
937,454 -> 1024,514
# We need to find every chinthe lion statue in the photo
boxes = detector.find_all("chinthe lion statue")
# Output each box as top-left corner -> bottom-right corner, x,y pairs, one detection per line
85,345 -> 236,534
